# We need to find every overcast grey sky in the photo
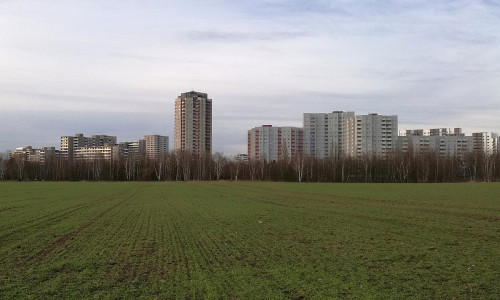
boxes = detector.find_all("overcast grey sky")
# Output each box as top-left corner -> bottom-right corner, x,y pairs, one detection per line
1,0 -> 499,154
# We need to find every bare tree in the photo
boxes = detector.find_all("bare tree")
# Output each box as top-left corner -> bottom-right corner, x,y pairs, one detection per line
230,159 -> 241,181
340,153 -> 349,182
181,151 -> 191,180
152,153 -> 170,181
124,156 -> 136,181
471,152 -> 480,182
483,154 -> 495,182
201,153 -> 212,180
213,152 -> 227,181
153,157 -> 164,181
248,159 -> 258,181
166,152 -> 177,181
258,159 -> 267,181
91,158 -> 103,181
292,153 -> 306,182
175,152 -> 182,180
362,155 -> 373,183
3,143 -> 497,183
417,152 -> 430,183
434,151 -> 440,182
0,156 -> 7,180
194,153 -> 203,180
11,155 -> 26,181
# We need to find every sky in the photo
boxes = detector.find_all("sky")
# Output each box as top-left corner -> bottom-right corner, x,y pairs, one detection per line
0,0 -> 499,155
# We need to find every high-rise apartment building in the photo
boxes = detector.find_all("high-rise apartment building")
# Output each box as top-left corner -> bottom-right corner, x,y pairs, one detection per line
356,113 -> 398,157
248,125 -> 303,161
174,91 -> 212,155
144,135 -> 169,160
303,111 -> 356,158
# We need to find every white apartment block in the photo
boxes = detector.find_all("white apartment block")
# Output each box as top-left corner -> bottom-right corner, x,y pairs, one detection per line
438,136 -> 474,156
303,111 -> 356,158
398,134 -> 474,157
356,114 -> 398,157
397,128 -> 500,156
144,135 -> 169,160
175,91 -> 212,154
248,125 -> 304,162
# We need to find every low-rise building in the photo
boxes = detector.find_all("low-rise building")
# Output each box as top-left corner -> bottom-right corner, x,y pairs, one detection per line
61,134 -> 117,160
74,146 -> 114,161
9,146 -> 60,163
235,154 -> 248,162
398,128 -> 474,156
115,140 -> 146,160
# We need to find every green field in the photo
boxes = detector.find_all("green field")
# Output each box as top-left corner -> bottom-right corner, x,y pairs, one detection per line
0,182 -> 498,299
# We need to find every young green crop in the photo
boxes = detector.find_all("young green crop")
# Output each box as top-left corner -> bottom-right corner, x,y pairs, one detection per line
0,182 -> 498,298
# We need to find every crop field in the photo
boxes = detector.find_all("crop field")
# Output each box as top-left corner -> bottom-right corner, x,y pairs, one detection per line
0,182 -> 498,299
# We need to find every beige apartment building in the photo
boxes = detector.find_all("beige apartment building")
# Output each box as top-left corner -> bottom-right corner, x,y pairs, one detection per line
248,125 -> 304,161
144,135 -> 169,159
174,91 -> 212,155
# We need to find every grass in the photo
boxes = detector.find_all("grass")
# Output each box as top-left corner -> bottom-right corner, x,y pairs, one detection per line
0,182 -> 498,299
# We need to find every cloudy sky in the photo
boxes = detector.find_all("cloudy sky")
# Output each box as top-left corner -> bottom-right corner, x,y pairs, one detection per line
1,0 -> 499,154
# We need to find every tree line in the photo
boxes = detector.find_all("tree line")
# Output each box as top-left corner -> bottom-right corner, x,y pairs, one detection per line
1,150 -> 499,182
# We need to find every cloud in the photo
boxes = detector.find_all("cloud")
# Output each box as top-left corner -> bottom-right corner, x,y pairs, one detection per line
0,0 -> 499,155
107,52 -> 164,61
0,88 -> 170,114
184,30 -> 310,42
235,0 -> 349,17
